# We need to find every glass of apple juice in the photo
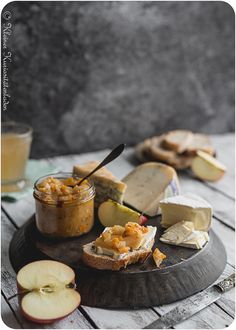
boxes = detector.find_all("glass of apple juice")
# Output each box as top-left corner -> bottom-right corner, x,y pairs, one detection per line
1,122 -> 33,192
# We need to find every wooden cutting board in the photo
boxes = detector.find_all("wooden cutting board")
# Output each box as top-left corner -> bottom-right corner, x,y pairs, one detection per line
9,215 -> 226,308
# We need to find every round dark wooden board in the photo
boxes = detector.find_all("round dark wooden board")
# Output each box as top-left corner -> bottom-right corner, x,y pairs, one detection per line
9,215 -> 226,308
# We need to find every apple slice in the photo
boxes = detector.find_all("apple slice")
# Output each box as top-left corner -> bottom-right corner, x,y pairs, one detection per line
191,150 -> 226,182
98,199 -> 148,227
17,260 -> 81,324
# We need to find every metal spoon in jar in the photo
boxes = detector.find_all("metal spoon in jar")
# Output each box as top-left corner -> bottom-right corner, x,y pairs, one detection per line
76,143 -> 126,187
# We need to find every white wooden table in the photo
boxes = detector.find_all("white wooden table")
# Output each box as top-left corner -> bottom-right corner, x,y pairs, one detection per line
1,134 -> 235,329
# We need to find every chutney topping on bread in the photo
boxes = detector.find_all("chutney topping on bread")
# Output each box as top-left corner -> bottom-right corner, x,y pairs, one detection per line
82,222 -> 156,271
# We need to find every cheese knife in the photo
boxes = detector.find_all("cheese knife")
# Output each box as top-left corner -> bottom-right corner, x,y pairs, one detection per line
144,273 -> 235,329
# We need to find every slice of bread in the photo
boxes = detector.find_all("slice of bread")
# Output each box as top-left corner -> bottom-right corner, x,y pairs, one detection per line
162,130 -> 194,153
185,134 -> 215,156
135,140 -> 151,163
135,136 -> 178,163
147,136 -> 177,162
82,239 -> 154,271
139,136 -> 193,169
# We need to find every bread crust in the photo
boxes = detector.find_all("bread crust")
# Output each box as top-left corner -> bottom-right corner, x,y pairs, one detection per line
135,136 -> 193,169
185,134 -> 215,156
82,241 -> 154,271
162,130 -> 194,153
134,131 -> 215,170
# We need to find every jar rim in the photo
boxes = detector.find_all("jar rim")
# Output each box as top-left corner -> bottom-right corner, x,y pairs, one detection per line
33,172 -> 95,201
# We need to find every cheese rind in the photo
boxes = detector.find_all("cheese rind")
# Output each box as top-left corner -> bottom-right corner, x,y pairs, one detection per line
123,162 -> 180,217
160,221 -> 209,249
160,194 -> 212,231
160,231 -> 209,249
161,221 -> 194,244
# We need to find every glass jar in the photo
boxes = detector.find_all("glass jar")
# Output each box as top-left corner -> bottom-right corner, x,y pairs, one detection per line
33,173 -> 95,238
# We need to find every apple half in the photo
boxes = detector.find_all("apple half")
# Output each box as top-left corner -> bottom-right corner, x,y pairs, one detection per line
98,199 -> 148,227
17,260 -> 81,324
191,150 -> 226,182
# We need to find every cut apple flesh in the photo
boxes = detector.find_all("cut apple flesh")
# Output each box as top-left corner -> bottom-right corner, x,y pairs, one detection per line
17,260 -> 75,290
21,288 -> 80,322
17,260 -> 81,323
191,151 -> 226,182
98,199 -> 147,227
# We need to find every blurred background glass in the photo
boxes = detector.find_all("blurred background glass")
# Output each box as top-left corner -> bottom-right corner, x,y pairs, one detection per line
1,122 -> 32,192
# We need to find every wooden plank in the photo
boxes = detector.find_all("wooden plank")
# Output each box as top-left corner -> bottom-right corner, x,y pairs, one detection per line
211,219 -> 235,267
82,306 -> 159,329
1,295 -> 22,329
206,134 -> 235,199
215,263 -> 235,318
175,303 -> 233,329
1,211 -> 93,329
2,196 -> 35,228
211,134 -> 235,176
47,149 -> 134,180
47,150 -> 110,172
152,263 -> 234,328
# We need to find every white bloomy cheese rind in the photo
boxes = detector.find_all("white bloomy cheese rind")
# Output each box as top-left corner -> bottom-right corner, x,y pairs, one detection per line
159,194 -> 212,231
160,221 -> 209,249
123,162 -> 180,217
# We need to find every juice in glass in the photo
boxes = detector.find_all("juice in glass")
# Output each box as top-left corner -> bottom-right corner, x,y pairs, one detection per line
1,122 -> 32,192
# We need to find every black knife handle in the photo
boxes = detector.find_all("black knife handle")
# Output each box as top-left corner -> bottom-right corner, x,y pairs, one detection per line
215,273 -> 235,293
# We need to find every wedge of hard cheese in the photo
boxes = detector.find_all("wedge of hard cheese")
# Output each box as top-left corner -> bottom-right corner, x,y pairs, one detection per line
122,163 -> 180,217
73,161 -> 127,206
160,221 -> 209,249
160,194 -> 212,231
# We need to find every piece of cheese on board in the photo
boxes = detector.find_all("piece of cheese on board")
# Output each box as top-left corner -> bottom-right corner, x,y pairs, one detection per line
180,231 -> 209,249
160,220 -> 209,249
160,194 -> 212,231
161,221 -> 194,244
122,162 -> 180,217
160,227 -> 209,250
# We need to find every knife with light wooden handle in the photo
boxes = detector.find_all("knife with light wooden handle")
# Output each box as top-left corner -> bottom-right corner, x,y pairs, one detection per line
144,273 -> 235,329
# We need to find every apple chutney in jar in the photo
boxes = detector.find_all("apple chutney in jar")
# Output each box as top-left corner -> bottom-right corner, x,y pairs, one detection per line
33,173 -> 95,238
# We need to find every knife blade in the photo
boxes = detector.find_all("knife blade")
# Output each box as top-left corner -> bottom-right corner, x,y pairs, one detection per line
144,273 -> 235,329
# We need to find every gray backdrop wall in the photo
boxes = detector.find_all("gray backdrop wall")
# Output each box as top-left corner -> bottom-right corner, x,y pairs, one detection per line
2,1 -> 235,158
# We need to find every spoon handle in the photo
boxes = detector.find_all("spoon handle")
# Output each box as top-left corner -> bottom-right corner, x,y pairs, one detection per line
78,143 -> 125,186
